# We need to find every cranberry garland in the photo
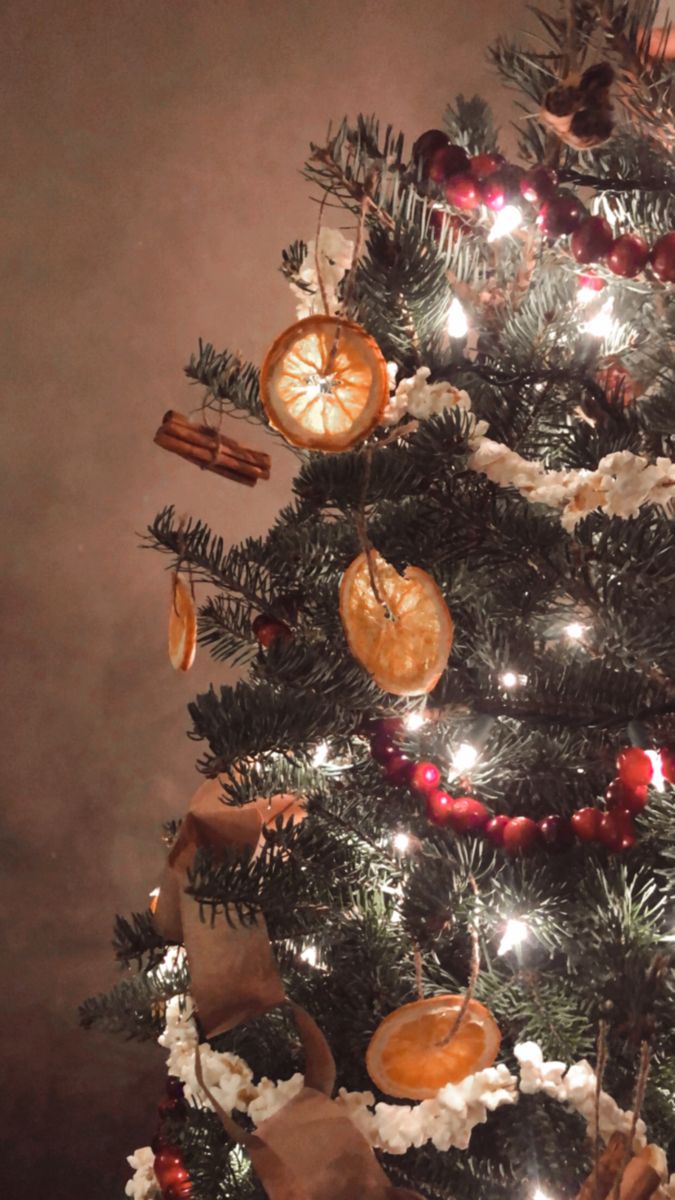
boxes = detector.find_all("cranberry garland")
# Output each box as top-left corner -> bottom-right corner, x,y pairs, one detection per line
412,129 -> 675,283
370,719 -> 674,855
152,1076 -> 193,1200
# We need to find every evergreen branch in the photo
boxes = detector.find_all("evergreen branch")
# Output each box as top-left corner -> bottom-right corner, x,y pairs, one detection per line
113,910 -> 167,970
80,956 -> 189,1040
185,341 -> 265,424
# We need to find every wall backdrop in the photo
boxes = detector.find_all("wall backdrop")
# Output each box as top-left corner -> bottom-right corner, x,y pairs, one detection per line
1,2 -> 526,1195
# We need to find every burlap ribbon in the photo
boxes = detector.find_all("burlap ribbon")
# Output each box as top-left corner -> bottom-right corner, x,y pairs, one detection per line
153,777 -> 304,1038
195,1002 -> 424,1200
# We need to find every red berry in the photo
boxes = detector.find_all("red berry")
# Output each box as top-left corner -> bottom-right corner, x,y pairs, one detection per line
383,752 -> 414,786
650,232 -> 675,283
537,192 -> 586,238
616,747 -> 653,788
480,172 -> 507,211
410,760 -> 442,794
571,807 -> 602,842
412,129 -> 449,171
519,166 -> 558,205
503,816 -> 540,855
370,717 -> 404,742
158,1096 -> 180,1118
165,1179 -> 192,1200
607,234 -> 649,278
538,814 -> 574,853
661,749 -> 675,785
427,143 -> 470,185
598,810 -> 636,853
166,1076 -> 184,1101
370,735 -> 398,765
578,269 -> 605,292
445,173 -> 481,209
425,788 -> 453,826
484,814 -> 510,847
446,796 -> 490,833
570,216 -> 614,264
154,1151 -> 188,1191
252,614 -> 292,649
469,153 -> 505,179
605,779 -> 648,814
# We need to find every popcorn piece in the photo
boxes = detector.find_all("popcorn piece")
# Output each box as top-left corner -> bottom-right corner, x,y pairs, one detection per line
290,228 -> 354,319
125,1147 -> 160,1200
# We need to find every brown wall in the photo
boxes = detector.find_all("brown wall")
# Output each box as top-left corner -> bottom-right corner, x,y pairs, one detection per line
1,2 -> 524,1195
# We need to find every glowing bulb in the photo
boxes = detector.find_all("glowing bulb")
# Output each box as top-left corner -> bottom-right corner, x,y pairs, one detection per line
300,945 -> 318,967
488,204 -> 523,241
646,749 -> 665,793
393,832 -> 411,853
584,299 -> 615,339
404,711 -> 426,732
577,285 -> 599,306
500,671 -> 527,689
447,297 -> 469,338
391,909 -> 402,924
312,741 -> 329,767
565,622 -> 585,641
498,918 -> 530,956
148,886 -> 160,914
533,1190 -> 553,1200
451,742 -> 478,773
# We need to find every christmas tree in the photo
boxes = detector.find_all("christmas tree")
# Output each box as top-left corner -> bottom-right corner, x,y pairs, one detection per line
82,4 -> 675,1199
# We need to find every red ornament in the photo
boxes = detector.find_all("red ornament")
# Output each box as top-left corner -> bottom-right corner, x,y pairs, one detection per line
650,232 -> 675,283
252,613 -> 292,649
427,143 -> 470,185
616,747 -> 653,788
469,152 -> 505,180
383,752 -> 414,785
503,816 -> 540,855
605,779 -> 648,814
570,216 -> 614,264
571,807 -> 602,842
370,735 -> 399,765
445,796 -> 490,833
484,814 -> 510,847
661,748 -> 675,785
154,1149 -> 188,1192
538,814 -> 574,853
445,173 -> 481,209
412,129 -> 450,170
598,810 -> 636,853
425,788 -> 453,825
480,172 -> 507,211
371,716 -> 405,740
410,760 -> 442,794
520,166 -> 558,205
607,233 -> 649,278
165,1179 -> 192,1200
537,193 -> 586,238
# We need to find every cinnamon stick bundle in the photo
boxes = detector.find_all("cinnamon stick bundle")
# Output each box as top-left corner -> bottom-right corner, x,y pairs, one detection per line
154,410 -> 271,487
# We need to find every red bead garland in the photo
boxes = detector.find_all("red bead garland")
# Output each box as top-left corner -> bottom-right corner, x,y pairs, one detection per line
369,720 -> 671,856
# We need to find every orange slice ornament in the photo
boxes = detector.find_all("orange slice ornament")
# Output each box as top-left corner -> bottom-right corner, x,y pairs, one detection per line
366,995 -> 501,1100
168,574 -> 197,671
339,550 -> 453,696
260,315 -> 388,452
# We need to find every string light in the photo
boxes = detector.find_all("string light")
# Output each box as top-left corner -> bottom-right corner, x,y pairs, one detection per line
533,1189 -> 553,1200
404,710 -> 426,732
447,297 -> 469,338
498,918 -> 530,956
577,285 -> 600,306
646,749 -> 666,793
300,945 -> 319,967
312,741 -> 329,767
451,742 -> 479,773
488,204 -> 523,241
565,622 -> 585,641
393,831 -> 411,853
584,298 -> 616,339
501,670 -> 528,689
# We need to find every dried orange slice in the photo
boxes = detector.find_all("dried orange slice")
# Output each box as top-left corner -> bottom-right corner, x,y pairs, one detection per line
339,551 -> 453,696
366,995 -> 501,1100
260,315 -> 388,452
168,575 -> 196,671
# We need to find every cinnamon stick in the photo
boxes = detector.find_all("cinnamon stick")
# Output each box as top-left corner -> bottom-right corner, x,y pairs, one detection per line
154,411 -> 271,488
154,429 -> 260,486
165,411 -> 270,472
577,1132 -> 628,1200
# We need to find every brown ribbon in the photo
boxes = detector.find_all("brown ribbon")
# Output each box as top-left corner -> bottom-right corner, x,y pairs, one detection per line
153,777 -> 304,1038
195,1003 -> 424,1200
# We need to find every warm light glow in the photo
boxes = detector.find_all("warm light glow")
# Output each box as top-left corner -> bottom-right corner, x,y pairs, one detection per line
393,832 -> 411,853
312,741 -> 329,767
646,749 -> 666,793
584,299 -> 616,339
565,622 -> 585,641
300,945 -> 319,967
447,297 -> 469,338
501,671 -> 528,689
498,918 -> 530,956
451,742 -> 478,773
577,285 -> 600,306
404,710 -> 426,732
488,204 -> 523,241
533,1189 -> 553,1200
148,886 -> 160,914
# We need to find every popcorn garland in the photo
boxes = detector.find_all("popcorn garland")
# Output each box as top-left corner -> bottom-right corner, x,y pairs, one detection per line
125,999 -> 675,1197
384,366 -> 675,528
